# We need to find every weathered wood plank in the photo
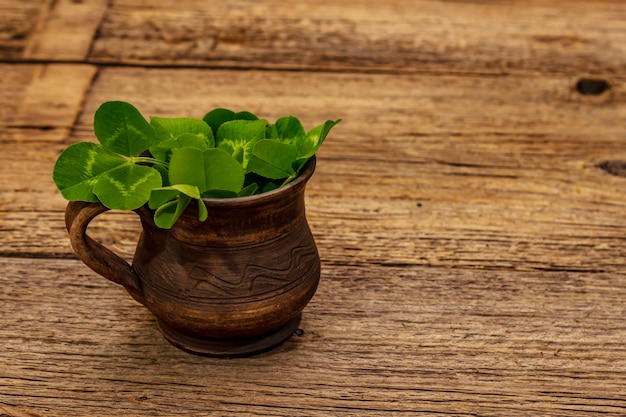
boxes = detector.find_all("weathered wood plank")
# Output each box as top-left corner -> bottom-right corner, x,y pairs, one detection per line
0,209 -> 138,259
0,0 -> 44,60
0,142 -> 65,213
0,63 -> 97,140
4,69 -> 626,274
0,63 -> 96,216
6,151 -> 626,276
2,1 -> 625,415
24,0 -> 107,61
1,257 -> 625,416
89,0 -> 626,75
0,404 -> 45,417
71,68 -> 626,141
0,0 -> 108,61
5,179 -> 626,272
69,67 -> 626,277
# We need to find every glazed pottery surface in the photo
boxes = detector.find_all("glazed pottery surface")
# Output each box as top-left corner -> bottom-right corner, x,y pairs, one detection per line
65,159 -> 320,356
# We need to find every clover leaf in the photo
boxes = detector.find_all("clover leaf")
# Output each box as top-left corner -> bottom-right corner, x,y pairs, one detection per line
94,101 -> 157,157
268,116 -> 306,144
149,133 -> 213,163
216,119 -> 267,168
149,184 -> 202,209
238,182 -> 259,196
53,100 -> 341,229
298,119 -> 342,159
292,119 -> 342,174
153,194 -> 192,230
53,142 -> 128,202
247,140 -> 299,180
150,184 -> 207,229
93,164 -> 162,210
202,108 -> 259,138
150,116 -> 215,146
168,147 -> 244,194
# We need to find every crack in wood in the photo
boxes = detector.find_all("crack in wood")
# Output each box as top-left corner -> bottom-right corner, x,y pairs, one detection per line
598,160 -> 626,178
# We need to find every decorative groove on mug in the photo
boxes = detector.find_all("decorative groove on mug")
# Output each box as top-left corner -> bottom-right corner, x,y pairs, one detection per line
179,242 -> 319,301
136,232 -> 320,304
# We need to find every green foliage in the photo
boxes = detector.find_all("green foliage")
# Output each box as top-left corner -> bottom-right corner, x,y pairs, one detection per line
92,164 -> 163,211
53,142 -> 127,203
247,140 -> 298,180
53,100 -> 341,228
94,101 -> 157,157
216,119 -> 267,168
169,147 -> 245,195
202,108 -> 259,137
150,116 -> 215,146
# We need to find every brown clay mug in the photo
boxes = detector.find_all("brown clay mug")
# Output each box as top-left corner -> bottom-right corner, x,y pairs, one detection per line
65,158 -> 320,357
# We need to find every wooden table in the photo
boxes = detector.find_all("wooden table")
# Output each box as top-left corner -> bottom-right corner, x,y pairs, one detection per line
2,1 -> 626,415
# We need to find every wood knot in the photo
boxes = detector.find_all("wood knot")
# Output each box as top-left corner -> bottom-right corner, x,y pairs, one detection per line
576,78 -> 610,95
598,160 -> 626,177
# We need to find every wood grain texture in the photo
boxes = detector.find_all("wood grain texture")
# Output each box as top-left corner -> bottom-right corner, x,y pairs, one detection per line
5,68 -> 625,263
71,68 -> 626,143
89,0 -> 626,75
0,0 -> 44,60
1,257 -> 625,416
0,0 -> 108,61
77,67 -> 626,269
4,68 -> 626,267
0,64 -> 97,140
2,68 -> 625,415
2,1 -> 626,415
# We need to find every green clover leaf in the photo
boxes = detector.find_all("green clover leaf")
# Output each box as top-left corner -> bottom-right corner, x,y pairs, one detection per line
94,101 -> 157,157
202,108 -> 259,137
247,140 -> 298,180
168,147 -> 244,194
150,116 -> 215,146
216,119 -> 267,168
53,142 -> 128,202
52,100 -> 341,229
93,164 -> 162,210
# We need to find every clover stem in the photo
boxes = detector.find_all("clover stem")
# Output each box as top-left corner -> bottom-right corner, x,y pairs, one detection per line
130,156 -> 169,169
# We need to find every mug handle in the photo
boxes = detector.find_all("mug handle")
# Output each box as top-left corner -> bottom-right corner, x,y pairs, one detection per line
65,201 -> 145,305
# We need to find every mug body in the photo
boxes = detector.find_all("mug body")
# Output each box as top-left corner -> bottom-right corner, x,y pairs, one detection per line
132,159 -> 320,356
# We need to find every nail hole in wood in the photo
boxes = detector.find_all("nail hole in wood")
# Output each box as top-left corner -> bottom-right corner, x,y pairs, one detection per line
598,160 -> 626,177
576,78 -> 610,95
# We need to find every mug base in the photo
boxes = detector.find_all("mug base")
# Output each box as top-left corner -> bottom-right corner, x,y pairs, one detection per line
156,315 -> 302,357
